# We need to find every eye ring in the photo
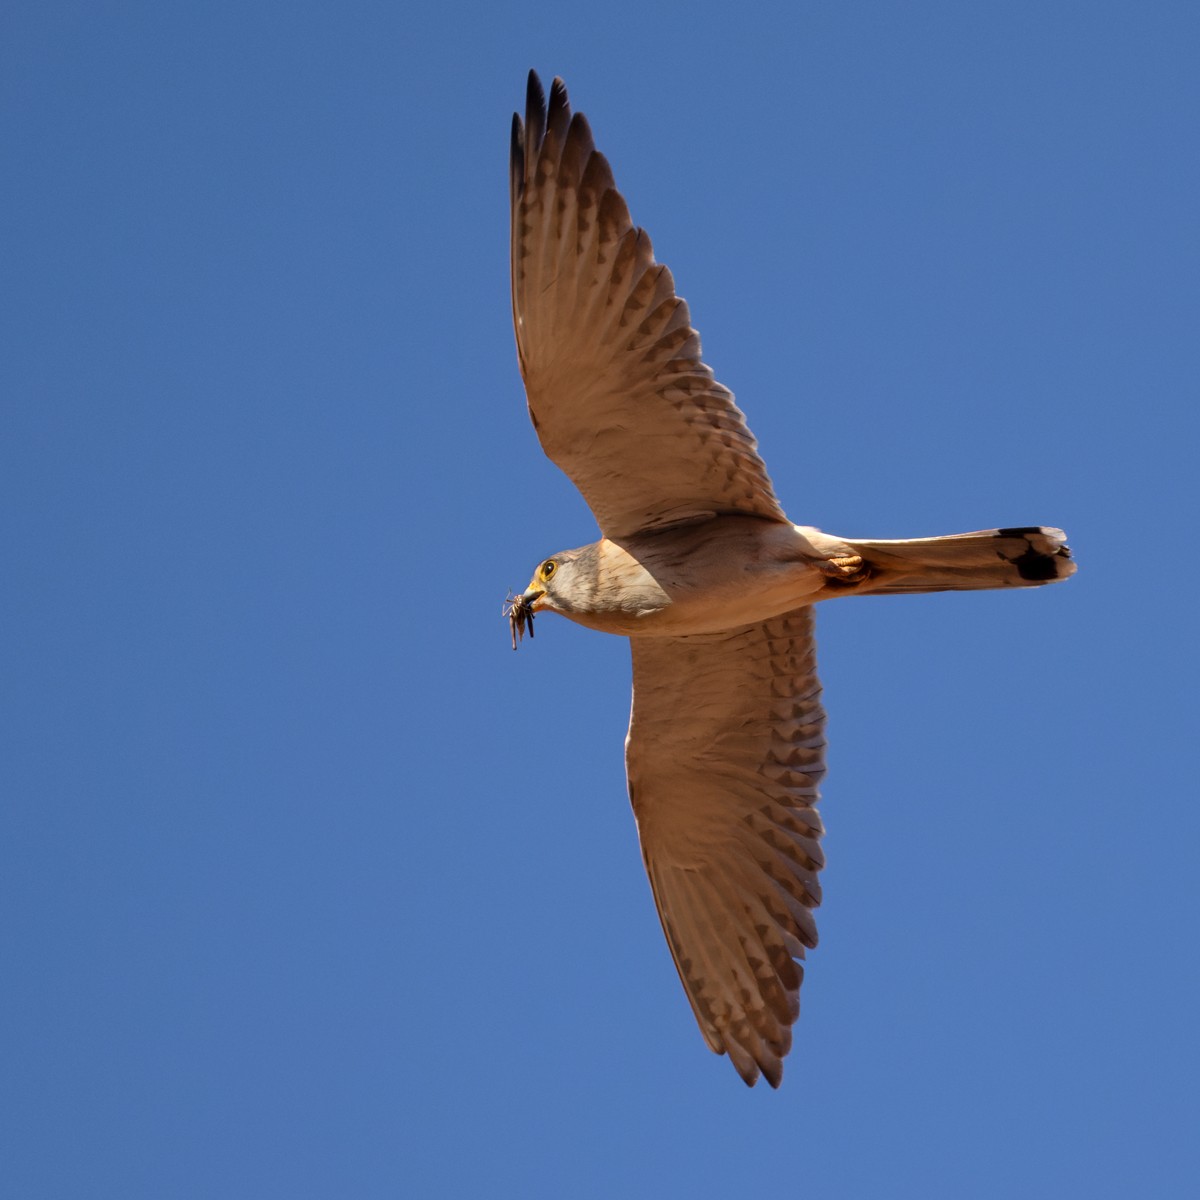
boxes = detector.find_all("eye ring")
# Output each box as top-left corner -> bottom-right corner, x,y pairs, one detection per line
540,559 -> 557,581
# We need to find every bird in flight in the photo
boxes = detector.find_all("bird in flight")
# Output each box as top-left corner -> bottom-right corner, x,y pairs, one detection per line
505,70 -> 1075,1087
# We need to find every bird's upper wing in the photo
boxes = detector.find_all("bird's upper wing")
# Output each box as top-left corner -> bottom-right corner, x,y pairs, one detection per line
626,606 -> 826,1088
510,72 -> 786,540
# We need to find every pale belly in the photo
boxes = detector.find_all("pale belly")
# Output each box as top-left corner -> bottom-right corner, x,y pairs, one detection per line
556,518 -> 849,638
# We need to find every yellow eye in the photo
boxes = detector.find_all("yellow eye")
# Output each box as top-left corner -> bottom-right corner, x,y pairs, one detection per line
540,559 -> 557,581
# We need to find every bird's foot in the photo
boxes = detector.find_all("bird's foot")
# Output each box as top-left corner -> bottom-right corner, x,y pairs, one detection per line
818,554 -> 869,584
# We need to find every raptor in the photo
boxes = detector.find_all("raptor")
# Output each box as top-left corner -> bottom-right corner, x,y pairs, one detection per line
506,71 -> 1074,1087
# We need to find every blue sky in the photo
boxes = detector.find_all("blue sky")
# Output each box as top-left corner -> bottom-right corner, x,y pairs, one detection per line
3,1 -> 1197,1196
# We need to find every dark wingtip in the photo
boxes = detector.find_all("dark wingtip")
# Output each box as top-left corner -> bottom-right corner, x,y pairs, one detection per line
549,75 -> 570,119
509,111 -> 524,204
525,69 -> 547,150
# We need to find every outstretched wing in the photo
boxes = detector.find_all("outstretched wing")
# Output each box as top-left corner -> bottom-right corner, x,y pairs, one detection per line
511,71 -> 785,540
626,607 -> 826,1087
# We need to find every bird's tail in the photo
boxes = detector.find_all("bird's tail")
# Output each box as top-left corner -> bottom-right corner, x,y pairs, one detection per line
836,526 -> 1075,596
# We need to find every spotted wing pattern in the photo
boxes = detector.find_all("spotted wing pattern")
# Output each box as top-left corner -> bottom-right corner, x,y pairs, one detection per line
625,607 -> 826,1087
510,71 -> 786,539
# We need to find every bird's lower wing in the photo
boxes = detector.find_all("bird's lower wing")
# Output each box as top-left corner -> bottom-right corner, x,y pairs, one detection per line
626,607 -> 827,1088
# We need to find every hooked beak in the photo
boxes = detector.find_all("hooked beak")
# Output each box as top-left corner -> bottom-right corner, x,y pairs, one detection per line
521,587 -> 546,610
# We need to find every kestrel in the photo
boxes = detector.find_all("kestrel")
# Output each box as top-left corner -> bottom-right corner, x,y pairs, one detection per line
505,71 -> 1074,1087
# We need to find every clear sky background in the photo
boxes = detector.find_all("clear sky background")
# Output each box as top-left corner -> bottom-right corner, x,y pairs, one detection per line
3,2 -> 1197,1196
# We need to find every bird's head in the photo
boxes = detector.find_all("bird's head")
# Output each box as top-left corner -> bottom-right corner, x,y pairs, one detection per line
504,554 -> 565,649
504,546 -> 604,649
